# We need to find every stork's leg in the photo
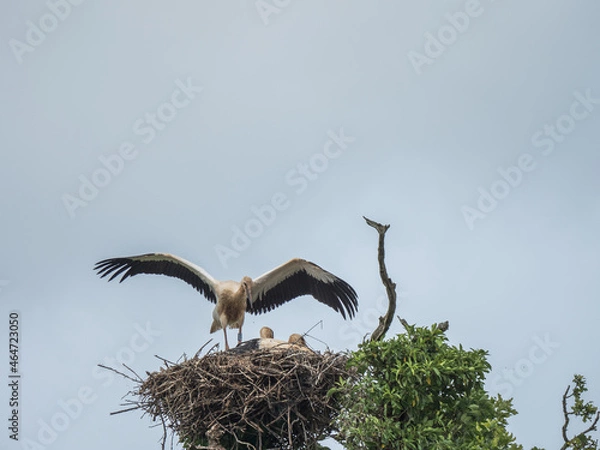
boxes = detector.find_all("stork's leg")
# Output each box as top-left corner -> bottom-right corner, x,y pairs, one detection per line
223,328 -> 229,351
237,325 -> 243,345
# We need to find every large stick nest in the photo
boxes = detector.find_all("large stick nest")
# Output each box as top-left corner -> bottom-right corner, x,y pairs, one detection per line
115,345 -> 351,449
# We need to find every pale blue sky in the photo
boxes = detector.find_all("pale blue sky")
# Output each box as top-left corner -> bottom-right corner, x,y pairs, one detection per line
1,1 -> 599,449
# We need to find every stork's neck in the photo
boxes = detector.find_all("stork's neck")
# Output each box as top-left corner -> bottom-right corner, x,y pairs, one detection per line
239,276 -> 253,302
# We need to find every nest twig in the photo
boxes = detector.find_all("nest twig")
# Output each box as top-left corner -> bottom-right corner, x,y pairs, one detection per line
109,346 -> 350,449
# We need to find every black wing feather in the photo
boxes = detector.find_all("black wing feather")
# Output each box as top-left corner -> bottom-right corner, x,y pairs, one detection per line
94,254 -> 217,303
246,269 -> 358,319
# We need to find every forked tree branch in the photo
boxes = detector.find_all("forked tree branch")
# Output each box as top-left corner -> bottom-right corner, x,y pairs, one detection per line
560,381 -> 600,450
364,216 -> 397,341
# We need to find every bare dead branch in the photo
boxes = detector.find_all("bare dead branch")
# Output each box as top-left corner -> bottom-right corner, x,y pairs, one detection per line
160,413 -> 167,450
153,355 -> 177,366
194,340 -> 215,359
97,364 -> 139,383
109,405 -> 141,415
397,315 -> 410,332
122,363 -> 144,382
364,216 -> 397,341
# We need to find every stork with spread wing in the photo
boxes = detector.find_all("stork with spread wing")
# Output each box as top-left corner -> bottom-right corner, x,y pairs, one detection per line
94,254 -> 358,349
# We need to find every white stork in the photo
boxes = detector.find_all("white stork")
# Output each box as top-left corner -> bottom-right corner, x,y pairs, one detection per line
94,254 -> 358,350
229,327 -> 312,354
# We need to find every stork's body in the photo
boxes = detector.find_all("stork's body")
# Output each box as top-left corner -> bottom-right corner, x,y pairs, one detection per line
94,254 -> 358,350
209,280 -> 250,349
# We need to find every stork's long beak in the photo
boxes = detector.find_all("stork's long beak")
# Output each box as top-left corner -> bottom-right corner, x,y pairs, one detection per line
246,284 -> 252,304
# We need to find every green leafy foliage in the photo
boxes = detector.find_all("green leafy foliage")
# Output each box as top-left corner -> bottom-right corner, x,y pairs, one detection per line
333,323 -> 522,450
180,429 -> 333,449
179,421 -> 335,450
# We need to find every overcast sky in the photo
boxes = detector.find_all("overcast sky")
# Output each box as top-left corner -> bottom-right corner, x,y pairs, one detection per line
2,1 -> 600,449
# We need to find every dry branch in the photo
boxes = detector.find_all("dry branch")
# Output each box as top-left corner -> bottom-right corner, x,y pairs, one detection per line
366,217 -> 449,338
364,216 -> 397,341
